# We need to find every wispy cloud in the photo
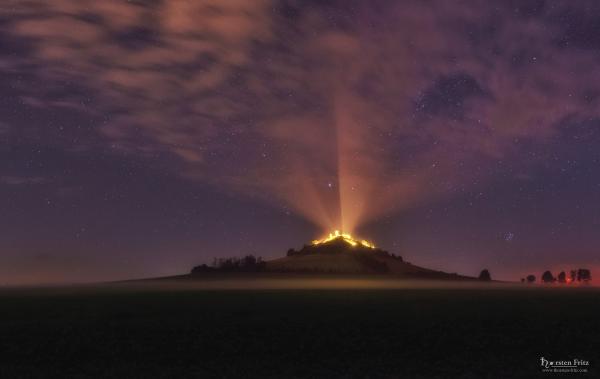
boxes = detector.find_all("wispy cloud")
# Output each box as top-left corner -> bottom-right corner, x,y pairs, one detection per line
2,0 -> 599,230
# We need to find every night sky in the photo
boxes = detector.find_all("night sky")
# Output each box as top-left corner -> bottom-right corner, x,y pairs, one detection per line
1,0 -> 600,284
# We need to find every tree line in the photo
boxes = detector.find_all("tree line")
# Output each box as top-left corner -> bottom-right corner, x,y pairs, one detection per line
191,255 -> 266,274
521,268 -> 592,284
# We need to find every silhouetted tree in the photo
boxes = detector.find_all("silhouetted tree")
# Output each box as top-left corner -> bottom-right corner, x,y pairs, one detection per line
521,278 -> 525,283
557,271 -> 566,283
526,275 -> 536,283
478,269 -> 491,281
218,257 -> 239,271
255,256 -> 267,271
570,270 -> 577,283
241,255 -> 257,268
541,271 -> 555,283
577,268 -> 592,283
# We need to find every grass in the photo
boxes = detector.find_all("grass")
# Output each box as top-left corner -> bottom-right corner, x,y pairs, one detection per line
0,283 -> 598,378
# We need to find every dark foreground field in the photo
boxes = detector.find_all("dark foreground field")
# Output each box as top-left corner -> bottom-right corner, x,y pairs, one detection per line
0,282 -> 597,378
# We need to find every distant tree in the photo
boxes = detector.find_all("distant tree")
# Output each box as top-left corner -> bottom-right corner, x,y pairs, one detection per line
218,257 -> 239,271
200,254 -> 267,272
557,271 -> 566,283
570,270 -> 577,283
521,278 -> 525,283
577,268 -> 592,283
241,255 -> 257,268
478,269 -> 492,281
526,275 -> 536,283
287,248 -> 297,256
541,271 -> 555,283
255,256 -> 267,271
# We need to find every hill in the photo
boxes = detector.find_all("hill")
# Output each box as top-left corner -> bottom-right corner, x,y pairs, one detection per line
265,235 -> 474,280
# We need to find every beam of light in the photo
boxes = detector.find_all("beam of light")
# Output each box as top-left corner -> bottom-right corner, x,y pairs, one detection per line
334,91 -> 368,235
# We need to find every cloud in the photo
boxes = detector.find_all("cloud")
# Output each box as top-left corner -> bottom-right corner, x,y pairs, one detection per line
415,73 -> 490,119
2,0 -> 600,231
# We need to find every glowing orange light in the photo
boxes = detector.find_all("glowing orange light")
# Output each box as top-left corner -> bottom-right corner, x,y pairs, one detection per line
312,229 -> 376,249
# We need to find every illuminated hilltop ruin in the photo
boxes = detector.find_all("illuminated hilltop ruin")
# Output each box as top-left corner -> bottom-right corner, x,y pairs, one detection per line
311,230 -> 376,249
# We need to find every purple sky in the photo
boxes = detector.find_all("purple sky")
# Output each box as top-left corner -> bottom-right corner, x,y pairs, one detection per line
1,0 -> 600,284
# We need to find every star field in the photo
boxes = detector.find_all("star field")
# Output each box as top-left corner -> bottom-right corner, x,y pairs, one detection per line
1,0 -> 600,284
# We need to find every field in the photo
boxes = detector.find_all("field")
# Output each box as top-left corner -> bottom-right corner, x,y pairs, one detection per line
0,279 -> 598,378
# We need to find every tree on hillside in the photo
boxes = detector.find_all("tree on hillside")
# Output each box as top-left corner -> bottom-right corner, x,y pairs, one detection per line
478,269 -> 491,281
541,271 -> 555,283
557,271 -> 566,283
526,275 -> 536,283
